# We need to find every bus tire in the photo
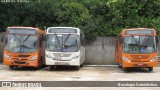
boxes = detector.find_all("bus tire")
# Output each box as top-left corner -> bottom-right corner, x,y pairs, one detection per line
37,57 -> 42,70
75,66 -> 80,70
119,65 -> 122,68
80,64 -> 84,67
40,57 -> 43,66
36,66 -> 41,70
148,67 -> 153,71
9,66 -> 14,69
48,66 -> 52,71
122,67 -> 128,71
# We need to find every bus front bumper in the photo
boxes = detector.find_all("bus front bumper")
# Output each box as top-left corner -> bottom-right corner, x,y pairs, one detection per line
122,60 -> 158,68
3,59 -> 39,67
45,58 -> 80,66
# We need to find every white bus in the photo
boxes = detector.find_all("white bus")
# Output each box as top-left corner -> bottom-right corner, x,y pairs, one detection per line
45,27 -> 85,70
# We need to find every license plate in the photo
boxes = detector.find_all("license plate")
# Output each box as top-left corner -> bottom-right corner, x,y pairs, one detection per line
55,62 -> 68,65
137,64 -> 144,66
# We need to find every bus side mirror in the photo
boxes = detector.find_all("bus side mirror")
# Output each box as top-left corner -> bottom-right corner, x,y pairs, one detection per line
120,37 -> 123,43
156,36 -> 159,43
5,37 -> 7,43
42,34 -> 46,41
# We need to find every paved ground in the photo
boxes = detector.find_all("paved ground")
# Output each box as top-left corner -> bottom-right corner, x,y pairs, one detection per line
0,63 -> 160,90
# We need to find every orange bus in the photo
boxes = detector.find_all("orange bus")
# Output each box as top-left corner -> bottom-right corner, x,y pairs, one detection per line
3,27 -> 46,69
115,28 -> 158,71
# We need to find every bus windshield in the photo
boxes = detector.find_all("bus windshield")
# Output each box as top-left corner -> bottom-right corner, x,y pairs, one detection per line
5,34 -> 37,52
46,34 -> 79,52
123,36 -> 156,53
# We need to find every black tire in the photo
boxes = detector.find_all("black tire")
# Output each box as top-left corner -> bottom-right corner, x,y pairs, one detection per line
39,57 -> 43,66
119,65 -> 122,68
148,67 -> 153,71
122,67 -> 128,71
36,66 -> 41,70
80,64 -> 84,67
37,57 -> 42,70
48,66 -> 52,71
9,66 -> 14,69
75,66 -> 80,70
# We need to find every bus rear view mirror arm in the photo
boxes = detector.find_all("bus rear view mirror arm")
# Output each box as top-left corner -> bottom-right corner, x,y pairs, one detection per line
156,36 -> 159,43
120,37 -> 124,43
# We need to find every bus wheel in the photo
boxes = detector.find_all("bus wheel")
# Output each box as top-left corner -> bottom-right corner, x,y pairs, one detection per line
119,65 -> 122,68
148,67 -> 153,71
80,64 -> 84,67
36,66 -> 41,70
48,66 -> 53,71
9,66 -> 14,69
75,66 -> 80,70
122,67 -> 128,71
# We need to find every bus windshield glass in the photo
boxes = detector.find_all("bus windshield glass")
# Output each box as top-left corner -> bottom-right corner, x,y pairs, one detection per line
46,34 -> 79,52
123,36 -> 156,53
5,34 -> 37,52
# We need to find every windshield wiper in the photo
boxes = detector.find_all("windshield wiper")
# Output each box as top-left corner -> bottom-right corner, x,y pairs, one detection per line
64,33 -> 71,45
131,35 -> 139,45
55,33 -> 60,45
13,34 -> 21,42
23,35 -> 31,42
20,44 -> 32,49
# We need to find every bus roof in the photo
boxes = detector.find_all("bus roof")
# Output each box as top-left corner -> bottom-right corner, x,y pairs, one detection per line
46,27 -> 80,34
47,27 -> 79,30
7,26 -> 39,30
119,28 -> 156,36
7,26 -> 45,34
123,28 -> 155,31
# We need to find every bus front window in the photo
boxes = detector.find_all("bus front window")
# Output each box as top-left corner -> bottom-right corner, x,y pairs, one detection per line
123,36 -> 156,53
47,34 -> 79,52
5,34 -> 37,52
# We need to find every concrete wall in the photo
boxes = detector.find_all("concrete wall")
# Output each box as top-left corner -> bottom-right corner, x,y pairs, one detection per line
85,37 -> 116,65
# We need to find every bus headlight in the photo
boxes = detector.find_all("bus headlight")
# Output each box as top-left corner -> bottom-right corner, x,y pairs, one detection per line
52,57 -> 59,60
45,54 -> 52,58
73,55 -> 79,59
29,55 -> 37,61
4,54 -> 11,60
122,56 -> 131,62
150,56 -> 157,62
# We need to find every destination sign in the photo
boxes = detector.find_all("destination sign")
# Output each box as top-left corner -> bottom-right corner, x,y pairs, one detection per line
8,28 -> 37,34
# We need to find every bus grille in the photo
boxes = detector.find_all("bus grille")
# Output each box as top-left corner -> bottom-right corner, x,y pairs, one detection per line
130,55 -> 149,59
14,61 -> 26,64
53,53 -> 72,57
17,55 -> 31,58
13,55 -> 31,58
12,55 -> 31,61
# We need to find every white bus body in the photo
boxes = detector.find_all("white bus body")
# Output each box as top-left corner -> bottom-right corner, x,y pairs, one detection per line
45,27 -> 85,69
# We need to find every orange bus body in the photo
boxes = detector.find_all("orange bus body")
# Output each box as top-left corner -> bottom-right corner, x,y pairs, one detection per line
3,27 -> 46,68
115,28 -> 158,71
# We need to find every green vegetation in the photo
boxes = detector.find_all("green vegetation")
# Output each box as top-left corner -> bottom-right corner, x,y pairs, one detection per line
0,0 -> 160,41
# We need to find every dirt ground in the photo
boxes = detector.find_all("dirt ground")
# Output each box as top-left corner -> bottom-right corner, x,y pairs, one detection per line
0,63 -> 160,90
